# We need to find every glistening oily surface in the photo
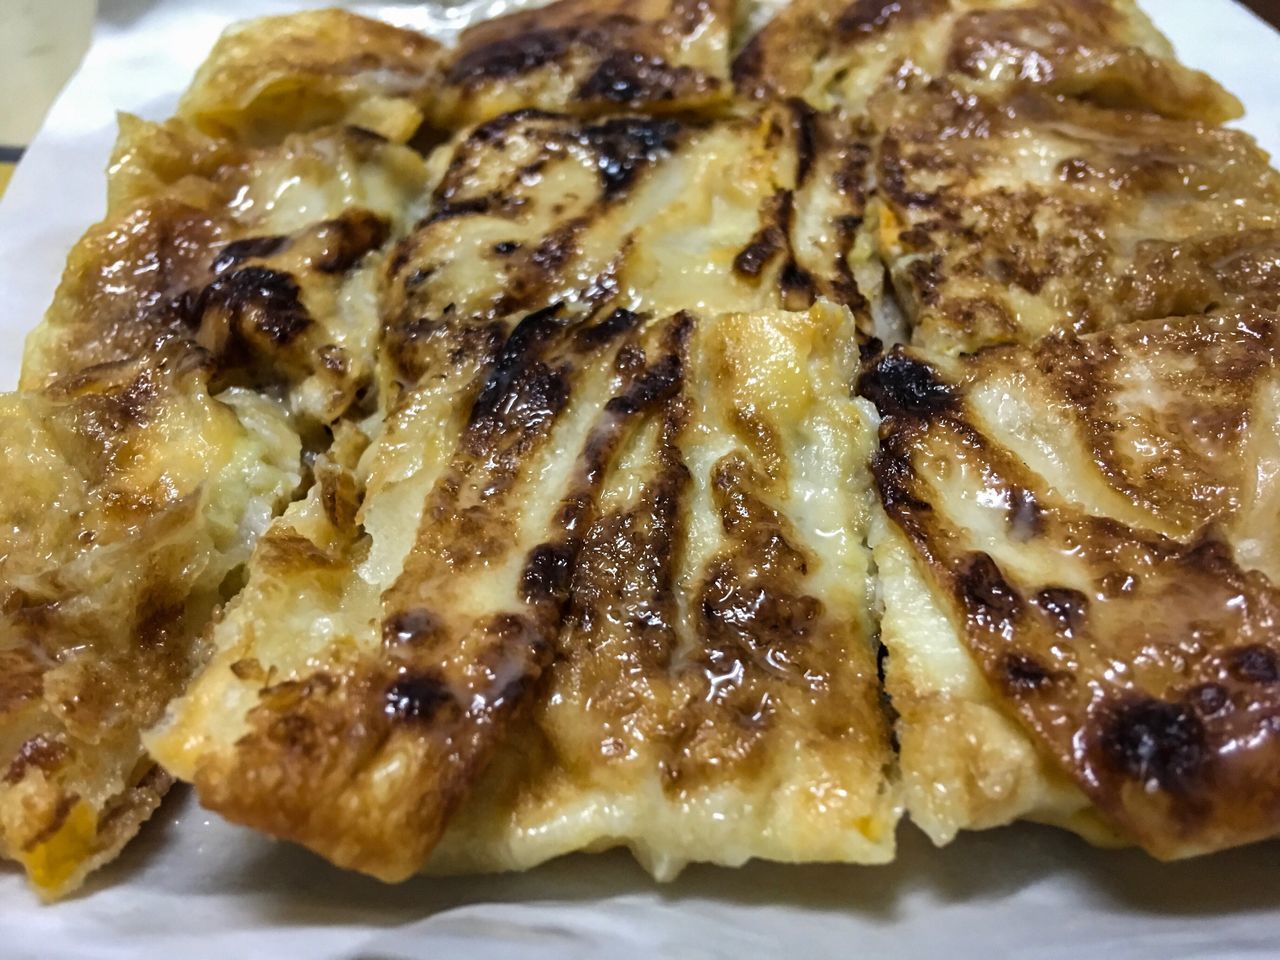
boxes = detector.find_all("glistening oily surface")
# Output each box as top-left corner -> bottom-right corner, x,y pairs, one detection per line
863,315 -> 1280,857
0,1 -> 1280,960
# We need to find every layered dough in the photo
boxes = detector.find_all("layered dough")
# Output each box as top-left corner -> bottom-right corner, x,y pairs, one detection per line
5,0 -> 1280,897
734,0 -> 1240,122
3,11 -> 436,897
868,85 -> 1280,353
863,314 -> 1280,857
148,99 -> 899,880
0,357 -> 299,897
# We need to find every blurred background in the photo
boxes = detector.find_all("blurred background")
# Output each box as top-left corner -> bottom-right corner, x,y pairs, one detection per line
0,0 -> 1277,198
0,1 -> 96,194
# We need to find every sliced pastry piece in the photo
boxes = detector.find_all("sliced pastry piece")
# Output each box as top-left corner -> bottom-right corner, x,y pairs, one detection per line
179,9 -> 441,145
735,0 -> 1240,123
430,0 -> 735,129
861,310 -> 1280,857
0,352 -> 299,898
3,75 -> 431,895
148,304 -> 698,879
432,301 -> 898,877
148,299 -> 899,880
870,84 -> 1280,353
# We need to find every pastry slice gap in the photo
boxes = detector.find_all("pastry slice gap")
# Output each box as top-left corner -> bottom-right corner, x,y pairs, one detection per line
861,310 -> 1280,856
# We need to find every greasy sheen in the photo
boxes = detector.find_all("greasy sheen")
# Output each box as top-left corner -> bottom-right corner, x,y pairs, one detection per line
8,0 -> 1280,895
864,314 -> 1280,857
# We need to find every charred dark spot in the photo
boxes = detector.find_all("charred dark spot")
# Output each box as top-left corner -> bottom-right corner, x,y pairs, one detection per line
3,736 -> 68,785
879,135 -> 937,208
575,307 -> 642,350
198,266 -> 311,348
779,260 -> 816,308
212,235 -> 289,275
1034,587 -> 1088,633
313,210 -> 391,274
229,658 -> 264,682
906,255 -> 942,304
487,613 -> 531,641
446,27 -> 573,85
521,541 -> 578,603
837,0 -> 943,37
530,221 -> 582,274
382,608 -> 443,648
733,231 -> 784,278
1098,697 -> 1208,793
1183,537 -> 1236,573
1003,652 -> 1055,692
100,367 -> 161,430
578,51 -> 702,104
614,342 -> 647,375
317,344 -> 349,375
1186,682 -> 1231,717
732,189 -> 788,280
422,195 -> 495,226
835,140 -> 872,199
492,240 -> 521,255
730,34 -> 767,95
958,552 -> 1023,625
857,349 -> 957,419
23,793 -> 80,850
788,98 -> 819,185
871,447 -> 933,519
606,351 -> 684,415
470,304 -> 562,416
556,491 -> 594,532
1228,645 -> 1279,685
384,673 -> 454,723
733,191 -> 793,279
579,117 -> 682,198
387,239 -> 415,277
701,574 -> 822,647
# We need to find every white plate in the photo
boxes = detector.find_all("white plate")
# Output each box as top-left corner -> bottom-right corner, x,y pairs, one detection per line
1,2 -> 1278,956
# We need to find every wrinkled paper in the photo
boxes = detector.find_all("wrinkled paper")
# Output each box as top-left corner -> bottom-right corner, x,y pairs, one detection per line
0,2 -> 1278,957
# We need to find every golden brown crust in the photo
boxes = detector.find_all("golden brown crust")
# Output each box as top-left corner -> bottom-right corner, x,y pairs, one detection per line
433,302 -> 897,875
25,117 -> 430,424
735,0 -> 1240,122
156,299 -> 897,880
862,312 -> 1280,857
430,0 -> 734,128
0,355 -> 299,897
179,9 -> 442,145
11,0 -> 1280,891
870,85 -> 1280,353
